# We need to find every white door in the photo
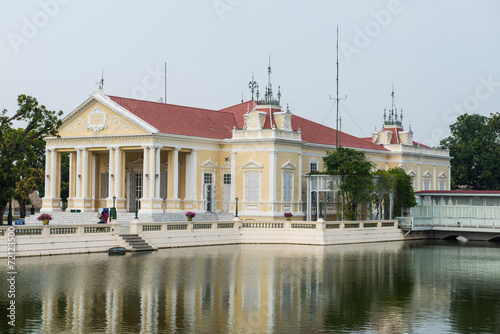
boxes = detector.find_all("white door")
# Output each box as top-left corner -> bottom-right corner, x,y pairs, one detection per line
127,172 -> 142,212
222,173 -> 231,212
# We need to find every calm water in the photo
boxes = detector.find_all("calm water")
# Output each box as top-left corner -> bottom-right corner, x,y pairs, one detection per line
2,240 -> 500,334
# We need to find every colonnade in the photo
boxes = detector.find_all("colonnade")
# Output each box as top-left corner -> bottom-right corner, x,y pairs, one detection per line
42,145 -> 202,214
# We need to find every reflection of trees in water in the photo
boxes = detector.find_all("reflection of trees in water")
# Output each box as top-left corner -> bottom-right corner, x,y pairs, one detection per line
449,279 -> 500,334
322,249 -> 415,332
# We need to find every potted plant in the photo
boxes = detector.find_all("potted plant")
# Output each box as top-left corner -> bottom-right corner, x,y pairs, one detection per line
37,213 -> 53,225
284,212 -> 293,221
185,211 -> 196,222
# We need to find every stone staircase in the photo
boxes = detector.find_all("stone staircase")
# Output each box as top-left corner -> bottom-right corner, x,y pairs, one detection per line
119,234 -> 156,252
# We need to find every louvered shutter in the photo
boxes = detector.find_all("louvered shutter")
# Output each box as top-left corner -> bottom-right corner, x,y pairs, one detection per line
283,173 -> 292,202
100,173 -> 108,199
246,173 -> 259,201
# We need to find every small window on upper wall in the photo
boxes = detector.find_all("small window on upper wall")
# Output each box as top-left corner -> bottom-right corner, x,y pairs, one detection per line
439,181 -> 445,190
310,161 -> 318,173
424,180 -> 431,191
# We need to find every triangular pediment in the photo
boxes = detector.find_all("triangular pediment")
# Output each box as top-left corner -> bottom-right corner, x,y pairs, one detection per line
221,161 -> 231,170
58,91 -> 158,138
281,160 -> 296,170
242,158 -> 263,169
438,171 -> 447,179
201,157 -> 218,169
408,169 -> 416,177
423,170 -> 432,178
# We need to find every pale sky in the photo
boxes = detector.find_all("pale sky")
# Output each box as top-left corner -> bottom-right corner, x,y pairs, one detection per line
1,0 -> 499,147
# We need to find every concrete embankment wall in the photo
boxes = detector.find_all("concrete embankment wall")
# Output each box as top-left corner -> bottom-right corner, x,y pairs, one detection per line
0,224 -> 122,258
0,220 -> 407,258
134,220 -> 406,249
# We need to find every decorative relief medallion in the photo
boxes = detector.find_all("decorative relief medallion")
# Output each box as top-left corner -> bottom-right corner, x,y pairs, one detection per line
108,115 -> 134,131
86,106 -> 107,133
61,117 -> 86,134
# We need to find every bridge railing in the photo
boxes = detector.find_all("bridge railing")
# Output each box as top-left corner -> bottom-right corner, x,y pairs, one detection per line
411,217 -> 500,229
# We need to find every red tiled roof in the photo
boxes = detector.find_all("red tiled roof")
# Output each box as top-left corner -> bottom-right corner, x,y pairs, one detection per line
291,114 -> 388,151
219,100 -> 256,130
108,96 -> 387,151
109,96 -> 237,139
412,141 -> 431,148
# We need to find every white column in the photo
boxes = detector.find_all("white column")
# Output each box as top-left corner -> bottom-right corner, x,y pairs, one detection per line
448,165 -> 451,190
69,153 -> 73,199
142,146 -> 149,199
50,149 -> 56,198
76,148 -> 81,198
185,151 -> 193,199
108,147 -> 115,198
149,145 -> 156,200
417,163 -> 421,191
155,146 -> 162,198
115,146 -> 121,198
269,151 -> 277,202
92,155 -> 98,200
81,148 -> 88,198
173,147 -> 180,200
192,149 -> 198,200
298,153 -> 303,205
433,164 -> 437,190
230,151 -> 236,201
306,177 -> 311,221
44,149 -> 50,197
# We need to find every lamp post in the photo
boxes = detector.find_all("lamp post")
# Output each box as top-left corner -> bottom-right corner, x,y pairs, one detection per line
134,196 -> 138,219
7,199 -> 13,226
111,195 -> 116,220
235,197 -> 239,218
319,199 -> 323,219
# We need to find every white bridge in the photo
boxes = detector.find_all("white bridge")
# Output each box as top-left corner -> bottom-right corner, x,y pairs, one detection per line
400,190 -> 500,241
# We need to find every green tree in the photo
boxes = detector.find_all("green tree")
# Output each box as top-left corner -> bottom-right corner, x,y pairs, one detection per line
323,147 -> 374,220
372,169 -> 395,219
440,113 -> 500,190
0,95 -> 63,223
388,167 -> 417,217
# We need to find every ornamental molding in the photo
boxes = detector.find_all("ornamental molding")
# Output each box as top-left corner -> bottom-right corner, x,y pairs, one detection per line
86,106 -> 108,133
242,158 -> 263,169
201,157 -> 218,169
281,160 -> 296,170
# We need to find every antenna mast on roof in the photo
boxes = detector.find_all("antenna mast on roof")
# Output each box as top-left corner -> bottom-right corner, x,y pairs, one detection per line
165,62 -> 167,103
329,26 -> 347,148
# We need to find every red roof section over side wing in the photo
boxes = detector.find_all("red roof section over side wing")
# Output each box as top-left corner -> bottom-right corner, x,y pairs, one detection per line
109,96 -> 238,139
291,114 -> 388,151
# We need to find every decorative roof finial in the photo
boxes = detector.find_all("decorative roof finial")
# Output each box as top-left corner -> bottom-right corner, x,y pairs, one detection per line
99,69 -> 104,90
256,85 -> 260,101
277,85 -> 281,105
248,73 -> 257,101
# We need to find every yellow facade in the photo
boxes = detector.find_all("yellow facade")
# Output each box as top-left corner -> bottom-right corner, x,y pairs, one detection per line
41,88 -> 450,220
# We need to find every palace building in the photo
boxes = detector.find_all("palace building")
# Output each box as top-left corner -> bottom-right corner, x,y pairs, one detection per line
41,80 -> 451,220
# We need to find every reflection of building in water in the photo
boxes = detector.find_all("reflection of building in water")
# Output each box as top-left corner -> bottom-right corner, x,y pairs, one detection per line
24,242 -> 500,333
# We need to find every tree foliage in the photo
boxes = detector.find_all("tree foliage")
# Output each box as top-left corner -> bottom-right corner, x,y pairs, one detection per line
323,147 -> 374,220
440,113 -> 500,190
0,95 -> 63,222
388,167 -> 417,217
